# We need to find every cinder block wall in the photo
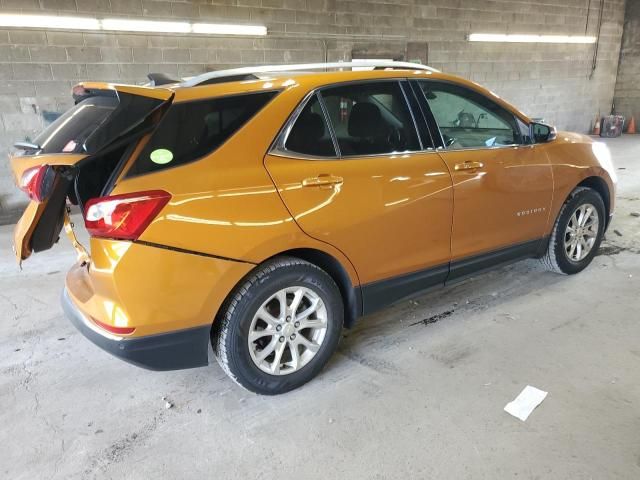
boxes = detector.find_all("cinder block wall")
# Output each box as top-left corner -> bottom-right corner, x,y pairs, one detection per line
0,0 -> 627,220
614,0 -> 640,126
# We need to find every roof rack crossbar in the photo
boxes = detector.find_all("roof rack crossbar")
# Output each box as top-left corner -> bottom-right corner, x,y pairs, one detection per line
181,61 -> 439,87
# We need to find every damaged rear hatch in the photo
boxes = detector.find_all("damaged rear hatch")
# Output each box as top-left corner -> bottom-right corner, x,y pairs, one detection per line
10,83 -> 173,264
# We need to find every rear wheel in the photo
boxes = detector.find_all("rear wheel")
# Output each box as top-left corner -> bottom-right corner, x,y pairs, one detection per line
212,257 -> 343,395
541,187 -> 606,274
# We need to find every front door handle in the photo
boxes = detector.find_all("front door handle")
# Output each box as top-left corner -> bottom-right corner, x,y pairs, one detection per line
302,174 -> 344,187
454,161 -> 484,171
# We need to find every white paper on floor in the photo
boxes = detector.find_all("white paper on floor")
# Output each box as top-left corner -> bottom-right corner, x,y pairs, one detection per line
504,385 -> 548,421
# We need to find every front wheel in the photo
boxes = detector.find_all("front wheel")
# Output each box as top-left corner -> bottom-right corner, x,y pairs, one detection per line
541,186 -> 606,274
212,257 -> 343,395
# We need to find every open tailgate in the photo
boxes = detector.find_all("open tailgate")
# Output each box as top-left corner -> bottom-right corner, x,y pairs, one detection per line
11,82 -> 173,263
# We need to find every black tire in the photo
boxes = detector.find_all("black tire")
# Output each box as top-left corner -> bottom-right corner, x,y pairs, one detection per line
212,256 -> 343,395
541,186 -> 606,274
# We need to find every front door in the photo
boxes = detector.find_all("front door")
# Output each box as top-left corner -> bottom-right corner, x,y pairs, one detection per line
265,80 -> 453,313
413,80 -> 553,275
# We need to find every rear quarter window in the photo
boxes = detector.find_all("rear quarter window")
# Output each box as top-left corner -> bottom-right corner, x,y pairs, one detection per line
126,91 -> 278,177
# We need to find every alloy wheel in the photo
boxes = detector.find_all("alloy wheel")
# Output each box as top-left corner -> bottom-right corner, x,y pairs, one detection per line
248,286 -> 328,375
564,203 -> 599,262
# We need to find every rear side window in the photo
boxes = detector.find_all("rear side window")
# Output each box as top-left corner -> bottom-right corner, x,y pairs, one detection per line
284,95 -> 336,157
320,81 -> 420,156
127,91 -> 278,177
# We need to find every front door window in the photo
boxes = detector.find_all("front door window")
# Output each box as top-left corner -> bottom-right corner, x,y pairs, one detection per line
417,81 -> 522,149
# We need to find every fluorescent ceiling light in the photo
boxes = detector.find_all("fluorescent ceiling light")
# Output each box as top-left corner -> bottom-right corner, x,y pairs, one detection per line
0,13 -> 266,36
101,19 -> 191,34
469,33 -> 596,44
193,23 -> 267,36
0,14 -> 100,30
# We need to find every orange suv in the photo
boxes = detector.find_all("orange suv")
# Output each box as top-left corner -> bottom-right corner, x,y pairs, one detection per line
11,62 -> 616,394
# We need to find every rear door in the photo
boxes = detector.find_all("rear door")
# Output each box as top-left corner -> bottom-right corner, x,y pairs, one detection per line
11,84 -> 173,263
264,80 -> 453,313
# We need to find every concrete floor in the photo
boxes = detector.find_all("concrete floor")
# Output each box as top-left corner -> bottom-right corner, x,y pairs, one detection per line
1,137 -> 639,480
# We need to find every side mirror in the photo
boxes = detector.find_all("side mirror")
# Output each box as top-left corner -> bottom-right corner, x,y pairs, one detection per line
531,122 -> 557,143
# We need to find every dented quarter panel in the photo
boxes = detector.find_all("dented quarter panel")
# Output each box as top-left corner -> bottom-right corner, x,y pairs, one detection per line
66,238 -> 254,337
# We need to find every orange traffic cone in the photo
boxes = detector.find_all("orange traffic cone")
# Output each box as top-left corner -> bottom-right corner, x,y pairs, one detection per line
627,116 -> 636,134
593,115 -> 601,136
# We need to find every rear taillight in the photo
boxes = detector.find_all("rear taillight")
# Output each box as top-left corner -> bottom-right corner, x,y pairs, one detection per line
84,190 -> 171,241
19,165 -> 55,202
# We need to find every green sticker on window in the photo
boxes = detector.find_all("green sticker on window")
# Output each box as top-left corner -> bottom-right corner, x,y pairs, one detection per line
150,148 -> 173,165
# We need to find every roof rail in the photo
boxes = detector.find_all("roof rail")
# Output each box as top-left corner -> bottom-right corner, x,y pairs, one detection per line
181,61 -> 439,87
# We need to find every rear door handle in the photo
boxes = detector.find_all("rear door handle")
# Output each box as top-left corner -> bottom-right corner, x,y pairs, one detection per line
302,174 -> 344,187
454,161 -> 484,171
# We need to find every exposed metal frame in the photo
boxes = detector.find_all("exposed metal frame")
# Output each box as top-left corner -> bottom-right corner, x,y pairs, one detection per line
181,61 -> 439,88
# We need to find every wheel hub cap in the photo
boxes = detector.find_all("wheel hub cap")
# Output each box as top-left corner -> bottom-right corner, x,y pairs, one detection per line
282,323 -> 295,337
248,286 -> 328,376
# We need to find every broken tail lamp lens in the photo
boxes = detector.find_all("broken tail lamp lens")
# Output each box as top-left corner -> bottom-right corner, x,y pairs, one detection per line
84,190 -> 171,241
19,165 -> 55,202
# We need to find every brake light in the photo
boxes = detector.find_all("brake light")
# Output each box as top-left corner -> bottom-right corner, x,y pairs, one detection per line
91,316 -> 135,335
19,165 -> 55,202
84,190 -> 171,241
